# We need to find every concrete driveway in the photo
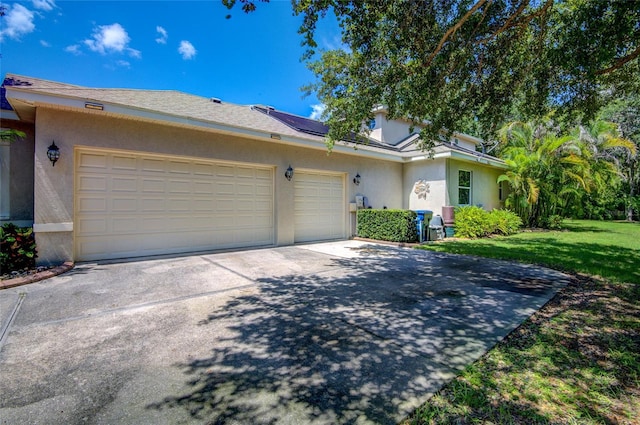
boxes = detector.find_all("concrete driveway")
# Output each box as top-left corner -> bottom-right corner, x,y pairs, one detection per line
0,240 -> 569,425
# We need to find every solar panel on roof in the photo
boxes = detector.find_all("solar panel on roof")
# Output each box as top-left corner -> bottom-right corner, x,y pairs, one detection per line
0,88 -> 12,111
252,105 -> 395,149
253,105 -> 329,136
269,110 -> 329,136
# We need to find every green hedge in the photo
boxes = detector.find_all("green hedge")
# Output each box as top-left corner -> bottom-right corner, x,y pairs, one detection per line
455,206 -> 522,238
1,223 -> 37,273
357,209 -> 418,242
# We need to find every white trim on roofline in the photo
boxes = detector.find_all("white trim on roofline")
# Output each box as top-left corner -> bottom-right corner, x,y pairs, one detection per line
0,109 -> 20,121
410,150 -> 507,168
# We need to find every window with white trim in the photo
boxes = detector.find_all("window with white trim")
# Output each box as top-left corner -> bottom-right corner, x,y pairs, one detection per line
458,170 -> 472,205
0,140 -> 10,219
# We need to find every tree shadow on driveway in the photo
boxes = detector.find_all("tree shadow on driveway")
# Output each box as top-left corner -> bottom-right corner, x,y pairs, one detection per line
146,245 -> 569,424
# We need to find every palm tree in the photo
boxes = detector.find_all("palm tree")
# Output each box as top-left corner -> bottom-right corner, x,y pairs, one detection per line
572,120 -> 637,219
498,122 -> 616,226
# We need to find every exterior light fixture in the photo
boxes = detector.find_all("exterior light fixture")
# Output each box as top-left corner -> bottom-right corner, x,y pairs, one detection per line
84,102 -> 104,111
284,165 -> 294,181
47,141 -> 60,166
353,172 -> 361,186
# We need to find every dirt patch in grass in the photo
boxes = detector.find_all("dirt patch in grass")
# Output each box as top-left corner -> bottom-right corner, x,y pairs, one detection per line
405,274 -> 640,425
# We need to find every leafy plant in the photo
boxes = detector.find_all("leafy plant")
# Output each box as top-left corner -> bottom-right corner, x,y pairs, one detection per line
454,207 -> 522,238
488,209 -> 523,235
357,209 -> 418,242
454,206 -> 491,238
0,223 -> 37,273
543,214 -> 564,230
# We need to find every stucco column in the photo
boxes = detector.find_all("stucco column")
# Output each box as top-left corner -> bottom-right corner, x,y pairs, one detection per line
33,111 -> 74,265
275,163 -> 295,245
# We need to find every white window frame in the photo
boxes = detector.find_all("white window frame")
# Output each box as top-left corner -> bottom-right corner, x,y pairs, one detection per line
0,140 -> 10,219
458,169 -> 472,205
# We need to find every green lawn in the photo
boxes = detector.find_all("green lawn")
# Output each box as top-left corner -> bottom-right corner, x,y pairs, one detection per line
418,220 -> 640,284
405,220 -> 640,424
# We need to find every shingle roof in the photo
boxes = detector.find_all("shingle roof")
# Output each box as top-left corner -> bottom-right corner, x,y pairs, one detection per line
2,73 -> 505,166
2,73 -> 319,142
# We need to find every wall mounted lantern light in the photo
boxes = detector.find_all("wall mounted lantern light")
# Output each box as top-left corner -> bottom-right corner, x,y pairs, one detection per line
353,172 -> 361,186
285,165 -> 294,181
47,141 -> 60,166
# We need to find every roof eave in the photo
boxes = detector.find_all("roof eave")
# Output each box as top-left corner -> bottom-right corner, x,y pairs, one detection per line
4,87 -> 406,162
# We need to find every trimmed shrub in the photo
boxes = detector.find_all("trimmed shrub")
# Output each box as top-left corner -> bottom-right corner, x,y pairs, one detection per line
455,206 -> 522,238
357,209 -> 418,242
488,209 -> 523,236
1,224 -> 37,273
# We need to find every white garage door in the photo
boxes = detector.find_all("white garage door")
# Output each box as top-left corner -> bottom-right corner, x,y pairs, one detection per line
294,171 -> 345,243
75,149 -> 274,261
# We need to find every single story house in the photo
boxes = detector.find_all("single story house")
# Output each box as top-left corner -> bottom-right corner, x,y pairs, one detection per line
1,74 -> 507,265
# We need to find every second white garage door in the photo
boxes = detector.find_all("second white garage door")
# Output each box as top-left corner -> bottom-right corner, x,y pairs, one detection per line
294,171 -> 345,243
75,149 -> 274,261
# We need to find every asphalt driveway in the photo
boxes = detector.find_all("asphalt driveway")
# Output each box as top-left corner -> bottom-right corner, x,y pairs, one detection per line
0,240 -> 569,425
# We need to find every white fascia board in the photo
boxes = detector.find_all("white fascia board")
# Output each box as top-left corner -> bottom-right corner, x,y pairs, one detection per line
6,88 -> 405,162
408,151 -> 452,162
0,109 -> 20,121
449,151 -> 507,168
408,150 -> 506,168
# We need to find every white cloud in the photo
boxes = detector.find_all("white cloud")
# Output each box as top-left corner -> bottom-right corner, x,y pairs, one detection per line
0,3 -> 35,41
128,48 -> 141,59
65,44 -> 81,55
40,39 -> 50,47
320,34 -> 349,53
309,104 -> 326,121
84,23 -> 139,57
178,40 -> 196,60
155,26 -> 167,44
116,60 -> 131,68
32,0 -> 55,11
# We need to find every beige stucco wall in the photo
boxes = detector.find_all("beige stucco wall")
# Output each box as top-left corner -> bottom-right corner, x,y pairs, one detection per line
447,158 -> 504,210
33,107 -> 403,264
402,158 -> 447,215
373,113 -> 415,145
1,119 -> 35,226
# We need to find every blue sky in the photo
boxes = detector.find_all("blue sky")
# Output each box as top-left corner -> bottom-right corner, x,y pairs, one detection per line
0,0 -> 341,118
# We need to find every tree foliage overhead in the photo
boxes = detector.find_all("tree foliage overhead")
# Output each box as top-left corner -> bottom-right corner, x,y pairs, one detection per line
225,0 -> 640,151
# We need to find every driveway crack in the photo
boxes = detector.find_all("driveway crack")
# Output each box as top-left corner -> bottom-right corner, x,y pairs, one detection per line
0,292 -> 26,352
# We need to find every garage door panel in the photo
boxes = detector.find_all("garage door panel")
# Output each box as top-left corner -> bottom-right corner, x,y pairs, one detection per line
141,158 -> 165,173
167,179 -> 190,193
216,164 -> 235,177
77,218 -> 108,234
75,149 -> 274,261
168,160 -> 190,174
255,200 -> 272,212
111,218 -> 136,233
217,183 -> 235,195
78,175 -> 107,191
193,181 -> 214,194
112,197 -> 137,212
78,197 -> 107,213
112,155 -> 136,170
193,163 -> 215,176
112,177 -> 137,192
78,152 -> 108,169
